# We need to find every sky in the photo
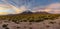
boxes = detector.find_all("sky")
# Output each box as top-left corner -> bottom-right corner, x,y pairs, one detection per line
0,0 -> 60,15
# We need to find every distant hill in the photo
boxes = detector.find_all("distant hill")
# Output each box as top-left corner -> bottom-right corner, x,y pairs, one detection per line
33,11 -> 50,14
4,11 -> 50,16
21,11 -> 50,14
21,11 -> 33,14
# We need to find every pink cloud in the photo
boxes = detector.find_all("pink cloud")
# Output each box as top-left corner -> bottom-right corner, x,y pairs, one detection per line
45,3 -> 60,14
32,3 -> 60,14
31,6 -> 46,12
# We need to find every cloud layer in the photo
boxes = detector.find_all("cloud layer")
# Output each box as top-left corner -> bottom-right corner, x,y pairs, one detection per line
0,4 -> 27,15
0,0 -> 60,15
45,3 -> 60,14
32,3 -> 60,14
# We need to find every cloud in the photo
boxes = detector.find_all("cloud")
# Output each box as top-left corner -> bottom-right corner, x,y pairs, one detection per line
31,3 -> 60,14
11,5 -> 28,14
45,3 -> 60,14
0,4 -> 14,15
0,0 -> 60,15
0,4 -> 27,15
0,0 -> 27,15
31,6 -> 46,12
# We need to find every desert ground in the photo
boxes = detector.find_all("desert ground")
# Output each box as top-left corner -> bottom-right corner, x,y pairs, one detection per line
0,17 -> 60,29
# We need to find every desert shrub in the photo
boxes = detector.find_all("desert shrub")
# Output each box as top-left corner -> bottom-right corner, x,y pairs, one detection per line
49,21 -> 56,24
0,14 -> 60,22
2,24 -> 8,28
24,26 -> 27,28
17,27 -> 20,29
35,19 -> 44,22
5,27 -> 9,29
12,19 -> 20,24
22,20 -> 27,22
46,25 -> 50,28
29,27 -> 32,29
27,17 -> 35,22
29,22 -> 32,25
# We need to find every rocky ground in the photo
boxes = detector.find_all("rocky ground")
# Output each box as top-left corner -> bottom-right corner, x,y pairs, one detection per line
0,17 -> 60,29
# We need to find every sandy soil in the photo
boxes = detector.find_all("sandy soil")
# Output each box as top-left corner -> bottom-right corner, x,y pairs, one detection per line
0,17 -> 60,29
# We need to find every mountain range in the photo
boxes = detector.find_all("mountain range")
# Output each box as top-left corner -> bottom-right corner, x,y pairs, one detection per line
21,11 -> 50,14
5,11 -> 50,16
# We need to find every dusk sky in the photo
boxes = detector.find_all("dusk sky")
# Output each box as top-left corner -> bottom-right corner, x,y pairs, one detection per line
0,0 -> 60,15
